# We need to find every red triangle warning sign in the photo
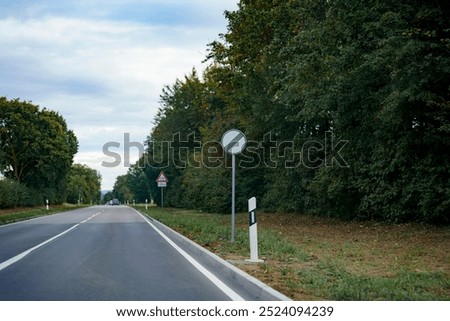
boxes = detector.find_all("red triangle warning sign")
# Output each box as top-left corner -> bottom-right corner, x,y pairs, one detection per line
156,171 -> 168,183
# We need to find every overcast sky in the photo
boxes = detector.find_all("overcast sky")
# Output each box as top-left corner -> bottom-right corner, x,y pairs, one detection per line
0,0 -> 238,191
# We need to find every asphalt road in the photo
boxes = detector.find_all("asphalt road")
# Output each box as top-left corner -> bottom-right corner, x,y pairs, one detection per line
0,206 -> 248,301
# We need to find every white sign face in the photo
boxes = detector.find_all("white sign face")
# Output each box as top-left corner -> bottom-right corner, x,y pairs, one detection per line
221,129 -> 247,155
157,181 -> 167,187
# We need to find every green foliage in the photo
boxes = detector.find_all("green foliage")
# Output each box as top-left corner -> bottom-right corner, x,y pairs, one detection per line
0,178 -> 40,208
116,0 -> 449,224
0,97 -> 79,206
66,164 -> 102,204
292,0 -> 450,224
112,175 -> 134,204
125,165 -> 150,203
182,165 -> 230,213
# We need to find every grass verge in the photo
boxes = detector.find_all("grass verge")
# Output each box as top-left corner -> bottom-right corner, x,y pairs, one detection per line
0,204 -> 87,226
135,206 -> 450,301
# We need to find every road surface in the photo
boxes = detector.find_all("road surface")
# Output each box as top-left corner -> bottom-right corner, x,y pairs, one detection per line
0,206 -> 251,300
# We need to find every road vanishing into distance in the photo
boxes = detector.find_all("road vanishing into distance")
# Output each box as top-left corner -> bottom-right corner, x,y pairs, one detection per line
0,206 -> 256,301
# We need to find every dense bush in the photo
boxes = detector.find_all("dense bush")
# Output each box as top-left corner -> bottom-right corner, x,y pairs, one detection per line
0,178 -> 42,208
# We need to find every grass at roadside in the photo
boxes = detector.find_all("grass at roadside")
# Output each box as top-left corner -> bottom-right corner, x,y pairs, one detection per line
135,206 -> 450,301
0,204 -> 87,225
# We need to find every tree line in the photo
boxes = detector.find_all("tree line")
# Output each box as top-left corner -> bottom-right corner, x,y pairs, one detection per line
0,97 -> 101,208
113,0 -> 449,224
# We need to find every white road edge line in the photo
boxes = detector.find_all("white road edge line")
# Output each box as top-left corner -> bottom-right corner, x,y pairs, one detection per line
133,209 -> 245,301
0,212 -> 101,272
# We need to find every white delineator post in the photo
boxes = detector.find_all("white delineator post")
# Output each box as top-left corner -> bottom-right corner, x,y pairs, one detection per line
247,197 -> 263,263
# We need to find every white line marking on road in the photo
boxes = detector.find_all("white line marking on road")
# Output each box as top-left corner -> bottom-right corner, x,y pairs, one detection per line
133,209 -> 245,301
80,212 -> 101,224
0,212 -> 101,272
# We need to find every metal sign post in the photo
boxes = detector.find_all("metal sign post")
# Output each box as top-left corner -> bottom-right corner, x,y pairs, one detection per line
221,129 -> 247,242
156,171 -> 168,212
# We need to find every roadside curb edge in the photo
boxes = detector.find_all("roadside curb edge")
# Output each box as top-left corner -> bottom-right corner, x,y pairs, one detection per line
145,213 -> 292,301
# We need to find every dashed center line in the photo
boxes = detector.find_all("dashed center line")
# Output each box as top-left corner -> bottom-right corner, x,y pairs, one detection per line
0,211 -> 101,272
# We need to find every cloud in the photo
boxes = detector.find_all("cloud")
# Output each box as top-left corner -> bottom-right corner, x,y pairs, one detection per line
0,16 -> 214,116
0,0 -> 238,190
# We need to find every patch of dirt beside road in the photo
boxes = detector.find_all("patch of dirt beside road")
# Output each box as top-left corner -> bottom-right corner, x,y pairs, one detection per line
222,213 -> 450,300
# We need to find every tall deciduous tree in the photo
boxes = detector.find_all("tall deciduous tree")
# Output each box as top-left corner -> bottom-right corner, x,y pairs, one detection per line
126,164 -> 150,203
112,175 -> 133,204
0,97 -> 78,203
66,164 -> 101,204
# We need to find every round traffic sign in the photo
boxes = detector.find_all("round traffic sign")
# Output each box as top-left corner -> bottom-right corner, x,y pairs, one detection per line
221,129 -> 247,155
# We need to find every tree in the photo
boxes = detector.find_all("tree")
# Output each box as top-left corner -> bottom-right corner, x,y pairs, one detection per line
112,175 -> 133,204
145,70 -> 212,208
66,164 -> 102,204
102,191 -> 115,204
116,0 -> 449,224
0,97 -> 78,203
282,0 -> 450,223
126,164 -> 150,203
